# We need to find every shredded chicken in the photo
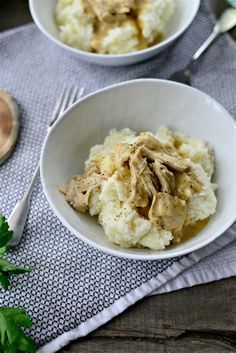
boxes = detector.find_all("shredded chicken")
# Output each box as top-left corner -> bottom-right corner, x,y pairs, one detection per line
128,148 -> 152,207
138,146 -> 189,172
66,131 -> 203,243
134,132 -> 165,152
113,133 -> 202,234
66,165 -> 104,213
114,143 -> 134,176
149,193 -> 187,231
152,160 -> 175,194
87,0 -> 135,22
175,171 -> 202,201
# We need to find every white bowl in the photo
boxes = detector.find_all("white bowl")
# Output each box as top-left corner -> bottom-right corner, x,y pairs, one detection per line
29,0 -> 200,66
41,79 -> 236,260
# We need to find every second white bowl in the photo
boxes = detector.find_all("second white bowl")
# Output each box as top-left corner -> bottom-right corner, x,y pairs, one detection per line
29,0 -> 200,66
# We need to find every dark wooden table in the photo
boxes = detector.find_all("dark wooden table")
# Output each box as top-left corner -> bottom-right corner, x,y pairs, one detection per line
1,1 -> 235,352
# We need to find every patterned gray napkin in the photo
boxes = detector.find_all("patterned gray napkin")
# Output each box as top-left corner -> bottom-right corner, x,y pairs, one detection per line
0,1 -> 235,351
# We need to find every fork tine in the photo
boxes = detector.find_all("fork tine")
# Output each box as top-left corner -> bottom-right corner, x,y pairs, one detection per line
49,86 -> 72,127
49,85 -> 67,126
66,86 -> 85,108
77,87 -> 85,100
67,86 -> 78,108
58,86 -> 73,117
49,86 -> 85,127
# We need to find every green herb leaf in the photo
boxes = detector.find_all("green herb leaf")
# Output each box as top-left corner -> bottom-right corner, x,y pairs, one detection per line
0,307 -> 36,353
0,216 -> 13,249
0,216 -> 36,351
0,258 -> 31,290
0,246 -> 10,256
0,215 -> 31,290
0,258 -> 31,274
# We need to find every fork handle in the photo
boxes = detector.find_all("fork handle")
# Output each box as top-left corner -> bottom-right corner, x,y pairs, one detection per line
8,162 -> 40,246
192,24 -> 220,62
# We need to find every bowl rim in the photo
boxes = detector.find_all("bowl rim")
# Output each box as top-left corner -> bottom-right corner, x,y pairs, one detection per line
40,79 -> 236,260
29,0 -> 200,61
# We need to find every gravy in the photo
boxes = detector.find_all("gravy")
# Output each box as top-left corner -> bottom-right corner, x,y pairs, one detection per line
171,218 -> 210,247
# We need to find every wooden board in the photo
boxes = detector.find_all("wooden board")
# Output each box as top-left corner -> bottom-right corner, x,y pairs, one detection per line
59,278 -> 236,352
0,90 -> 20,164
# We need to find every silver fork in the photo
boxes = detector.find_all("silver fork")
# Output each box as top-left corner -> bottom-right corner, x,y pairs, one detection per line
8,86 -> 84,246
169,8 -> 236,85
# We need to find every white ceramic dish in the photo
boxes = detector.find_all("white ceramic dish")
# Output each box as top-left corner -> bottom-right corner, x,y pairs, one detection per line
29,0 -> 200,66
41,79 -> 236,260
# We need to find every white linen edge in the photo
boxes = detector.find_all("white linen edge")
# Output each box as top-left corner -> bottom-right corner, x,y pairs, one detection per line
37,227 -> 235,353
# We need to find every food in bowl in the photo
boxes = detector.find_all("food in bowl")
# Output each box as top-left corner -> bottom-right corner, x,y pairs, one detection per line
64,127 -> 217,250
55,0 -> 175,54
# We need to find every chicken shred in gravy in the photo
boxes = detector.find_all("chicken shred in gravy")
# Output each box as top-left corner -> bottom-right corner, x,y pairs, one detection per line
87,0 -> 163,52
88,0 -> 136,22
66,132 -> 205,245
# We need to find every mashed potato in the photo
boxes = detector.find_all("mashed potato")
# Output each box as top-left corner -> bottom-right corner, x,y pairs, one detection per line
66,127 -> 217,251
93,20 -> 140,54
55,0 -> 95,51
55,0 -> 175,54
138,0 -> 175,43
98,174 -> 173,249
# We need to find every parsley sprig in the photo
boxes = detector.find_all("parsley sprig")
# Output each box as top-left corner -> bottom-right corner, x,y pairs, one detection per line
0,307 -> 36,353
0,215 -> 30,290
0,214 -> 36,352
